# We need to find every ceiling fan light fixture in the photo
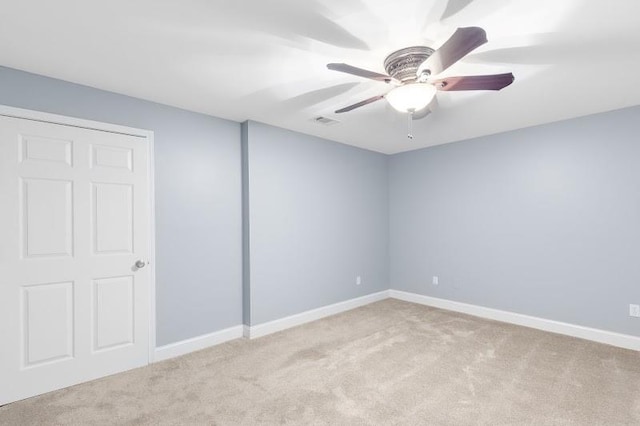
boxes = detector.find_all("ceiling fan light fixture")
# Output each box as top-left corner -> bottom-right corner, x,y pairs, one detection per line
385,83 -> 436,113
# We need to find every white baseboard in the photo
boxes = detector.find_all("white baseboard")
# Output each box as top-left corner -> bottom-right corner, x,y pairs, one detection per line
389,289 -> 640,352
245,290 -> 390,339
154,325 -> 244,362
153,290 -> 639,362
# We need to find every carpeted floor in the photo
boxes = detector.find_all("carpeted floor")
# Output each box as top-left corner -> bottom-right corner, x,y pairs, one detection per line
1,299 -> 639,425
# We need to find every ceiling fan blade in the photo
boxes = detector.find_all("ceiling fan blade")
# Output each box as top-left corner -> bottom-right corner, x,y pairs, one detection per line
416,27 -> 487,77
327,63 -> 394,83
412,97 -> 439,120
430,73 -> 514,91
335,95 -> 385,113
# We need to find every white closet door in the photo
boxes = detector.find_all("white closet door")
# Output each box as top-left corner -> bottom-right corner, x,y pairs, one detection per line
0,115 -> 151,405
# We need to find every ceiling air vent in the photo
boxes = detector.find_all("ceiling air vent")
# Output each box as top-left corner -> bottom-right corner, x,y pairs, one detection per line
312,116 -> 340,126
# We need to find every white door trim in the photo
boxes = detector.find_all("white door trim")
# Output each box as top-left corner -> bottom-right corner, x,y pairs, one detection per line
0,104 -> 157,363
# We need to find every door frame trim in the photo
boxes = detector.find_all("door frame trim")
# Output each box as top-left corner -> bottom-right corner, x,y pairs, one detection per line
0,104 -> 158,364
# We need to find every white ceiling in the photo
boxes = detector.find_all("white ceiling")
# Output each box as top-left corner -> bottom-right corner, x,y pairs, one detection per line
1,0 -> 640,154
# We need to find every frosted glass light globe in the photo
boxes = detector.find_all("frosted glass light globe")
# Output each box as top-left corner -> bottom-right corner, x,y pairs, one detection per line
386,83 -> 437,113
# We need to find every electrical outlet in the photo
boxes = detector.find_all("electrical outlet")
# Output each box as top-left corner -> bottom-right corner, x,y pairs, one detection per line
356,276 -> 362,285
630,304 -> 640,318
432,276 -> 439,286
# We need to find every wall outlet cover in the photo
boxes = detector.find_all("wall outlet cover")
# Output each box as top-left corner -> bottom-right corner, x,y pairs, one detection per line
630,304 -> 640,318
432,276 -> 439,285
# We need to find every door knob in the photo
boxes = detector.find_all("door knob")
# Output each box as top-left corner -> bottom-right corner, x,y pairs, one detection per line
135,260 -> 147,268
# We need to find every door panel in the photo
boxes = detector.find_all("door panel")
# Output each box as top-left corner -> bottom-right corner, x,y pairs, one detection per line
20,134 -> 73,166
0,115 -> 151,405
92,183 -> 134,254
91,144 -> 133,171
21,178 -> 74,258
23,281 -> 75,367
93,275 -> 135,351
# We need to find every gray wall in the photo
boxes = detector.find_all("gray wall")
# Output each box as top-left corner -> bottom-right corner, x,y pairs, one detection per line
3,66 -> 638,342
244,121 -> 389,325
0,66 -> 243,346
390,106 -> 640,336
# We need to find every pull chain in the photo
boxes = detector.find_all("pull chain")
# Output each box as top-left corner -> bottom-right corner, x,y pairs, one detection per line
407,111 -> 414,139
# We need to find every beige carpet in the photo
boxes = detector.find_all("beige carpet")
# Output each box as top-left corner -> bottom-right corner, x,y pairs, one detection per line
1,299 -> 639,425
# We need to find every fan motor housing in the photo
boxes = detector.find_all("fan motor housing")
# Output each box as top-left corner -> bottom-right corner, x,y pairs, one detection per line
384,46 -> 434,83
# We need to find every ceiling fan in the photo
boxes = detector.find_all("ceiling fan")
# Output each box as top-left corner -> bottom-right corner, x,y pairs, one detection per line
327,27 -> 514,120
